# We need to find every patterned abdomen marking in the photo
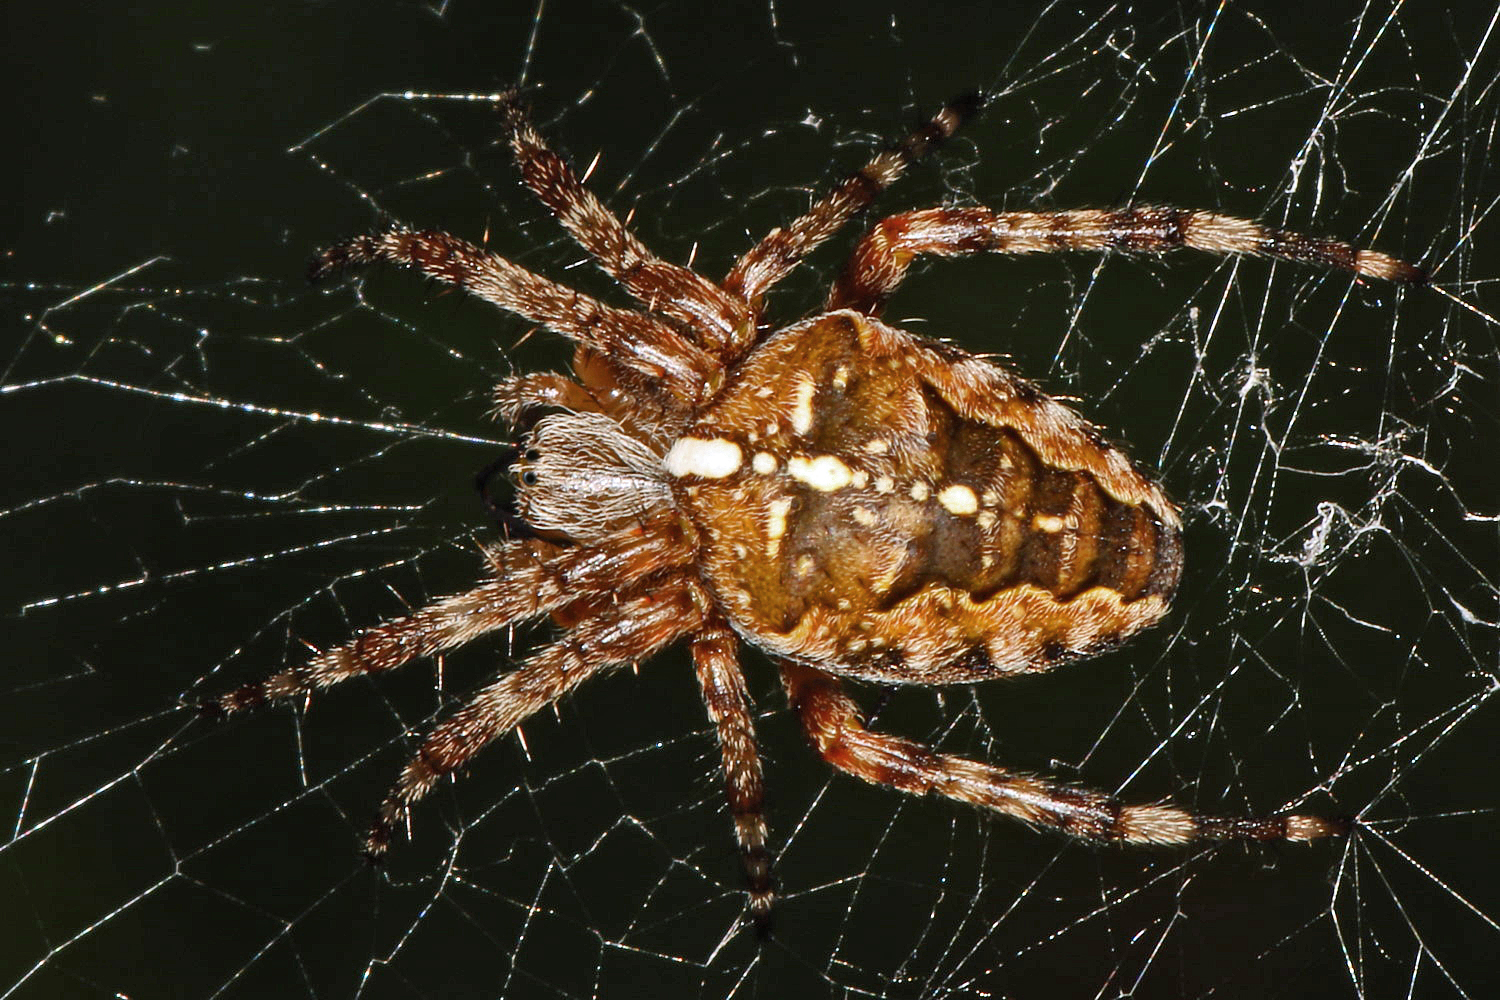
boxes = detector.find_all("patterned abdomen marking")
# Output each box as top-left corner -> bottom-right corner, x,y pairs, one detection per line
676,311 -> 1183,685
780,393 -> 1181,617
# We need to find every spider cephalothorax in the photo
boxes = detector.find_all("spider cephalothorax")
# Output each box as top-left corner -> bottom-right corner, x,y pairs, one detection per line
205,91 -> 1423,930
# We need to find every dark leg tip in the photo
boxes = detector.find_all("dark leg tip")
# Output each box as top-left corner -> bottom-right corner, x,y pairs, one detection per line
197,683 -> 268,719
363,823 -> 392,862
750,897 -> 775,942
1393,260 -> 1429,285
496,84 -> 546,132
949,89 -> 990,120
308,241 -> 359,283
195,698 -> 227,721
365,799 -> 407,860
1326,813 -> 1357,837
308,232 -> 399,284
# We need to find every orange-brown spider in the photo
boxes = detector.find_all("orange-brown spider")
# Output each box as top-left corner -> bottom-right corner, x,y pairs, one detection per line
203,91 -> 1424,930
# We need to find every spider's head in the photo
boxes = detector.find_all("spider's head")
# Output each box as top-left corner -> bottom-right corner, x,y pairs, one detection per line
507,410 -> 673,543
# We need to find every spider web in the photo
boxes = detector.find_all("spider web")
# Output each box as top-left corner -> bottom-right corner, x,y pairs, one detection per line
4,1 -> 1497,997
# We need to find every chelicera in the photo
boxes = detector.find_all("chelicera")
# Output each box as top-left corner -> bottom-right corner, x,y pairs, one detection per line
203,91 -> 1424,930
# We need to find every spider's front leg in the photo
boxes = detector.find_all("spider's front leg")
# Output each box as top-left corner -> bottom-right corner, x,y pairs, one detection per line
724,92 -> 985,324
202,518 -> 693,716
780,661 -> 1345,846
312,229 -> 714,407
368,579 -> 707,855
828,206 -> 1426,315
498,93 -> 753,353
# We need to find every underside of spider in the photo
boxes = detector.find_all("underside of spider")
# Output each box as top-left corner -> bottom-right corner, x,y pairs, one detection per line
203,90 -> 1422,932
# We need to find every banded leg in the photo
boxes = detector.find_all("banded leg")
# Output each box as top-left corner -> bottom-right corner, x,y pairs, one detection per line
780,661 -> 1345,845
499,94 -> 753,353
829,206 -> 1426,315
312,229 -> 716,405
724,92 -> 985,321
691,628 -> 773,930
367,580 -> 707,854
203,520 -> 694,716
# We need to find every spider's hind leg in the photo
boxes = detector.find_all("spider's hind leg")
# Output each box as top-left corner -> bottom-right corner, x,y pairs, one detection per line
780,661 -> 1345,847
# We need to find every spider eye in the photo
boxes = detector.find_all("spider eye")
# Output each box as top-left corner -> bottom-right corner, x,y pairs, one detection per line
521,470 -> 539,486
525,448 -> 541,461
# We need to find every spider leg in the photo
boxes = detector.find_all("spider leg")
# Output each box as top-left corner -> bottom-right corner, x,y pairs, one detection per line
691,628 -> 773,931
203,519 -> 693,716
499,93 -> 753,353
312,229 -> 715,405
828,206 -> 1426,315
491,372 -> 602,425
780,661 -> 1346,846
724,92 -> 984,319
367,578 -> 707,855
491,361 -> 671,448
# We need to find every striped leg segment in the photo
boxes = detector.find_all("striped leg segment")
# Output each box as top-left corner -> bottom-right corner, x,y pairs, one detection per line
692,629 -> 774,931
311,229 -> 716,405
367,581 -> 707,855
498,93 -> 753,353
780,661 -> 1345,846
829,205 -> 1426,314
203,522 -> 692,717
724,92 -> 985,319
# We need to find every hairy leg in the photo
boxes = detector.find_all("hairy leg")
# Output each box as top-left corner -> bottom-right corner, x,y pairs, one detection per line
203,519 -> 693,716
367,579 -> 708,854
780,661 -> 1345,845
829,206 -> 1426,314
491,372 -> 603,425
691,628 -> 773,930
491,350 -> 675,448
499,93 -> 752,353
312,229 -> 715,405
724,93 -> 985,322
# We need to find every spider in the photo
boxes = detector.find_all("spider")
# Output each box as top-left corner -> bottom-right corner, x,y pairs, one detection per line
204,90 -> 1424,930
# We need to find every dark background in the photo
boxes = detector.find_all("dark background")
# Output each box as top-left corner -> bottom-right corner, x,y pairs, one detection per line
4,2 -> 1496,998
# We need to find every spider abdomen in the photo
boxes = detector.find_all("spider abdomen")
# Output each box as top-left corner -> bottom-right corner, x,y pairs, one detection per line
669,311 -> 1183,685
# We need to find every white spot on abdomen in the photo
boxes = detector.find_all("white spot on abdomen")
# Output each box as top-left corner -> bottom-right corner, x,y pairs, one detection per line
766,497 -> 793,557
938,484 -> 978,516
790,375 -> 816,435
665,437 -> 743,479
788,455 -> 853,492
